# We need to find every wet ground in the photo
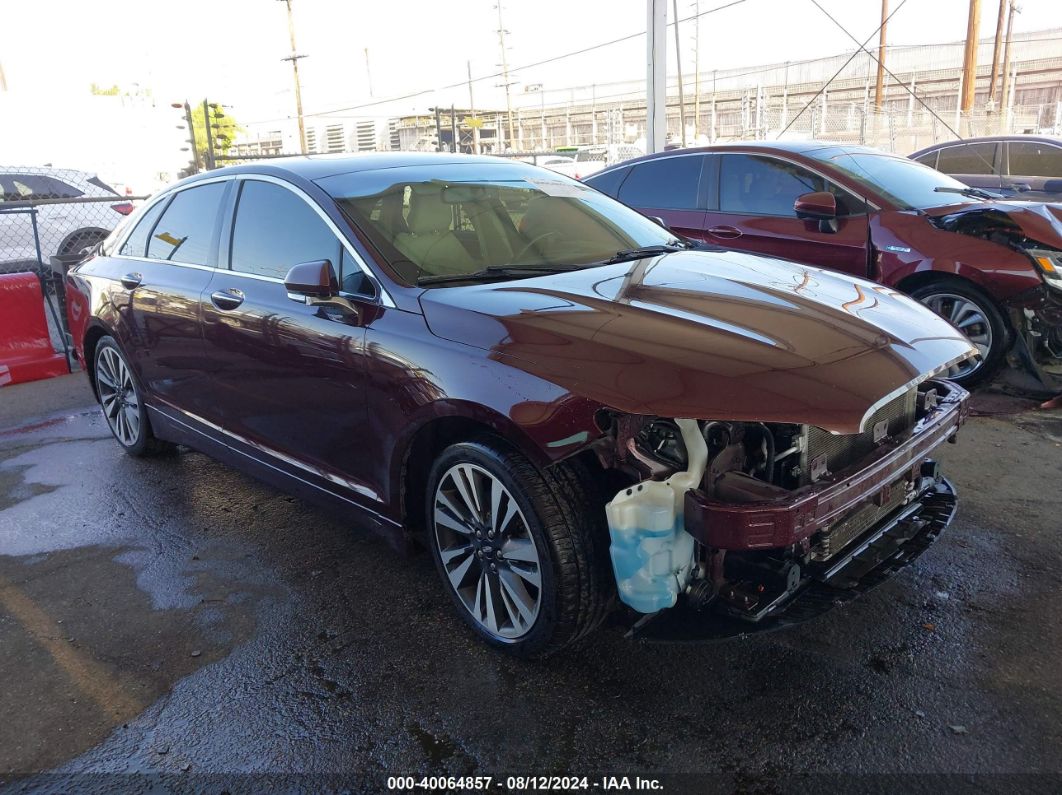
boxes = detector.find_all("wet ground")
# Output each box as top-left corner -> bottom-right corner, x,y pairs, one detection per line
1,373 -> 1061,792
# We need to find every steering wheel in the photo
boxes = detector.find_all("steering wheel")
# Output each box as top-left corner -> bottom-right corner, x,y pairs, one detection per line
510,231 -> 558,265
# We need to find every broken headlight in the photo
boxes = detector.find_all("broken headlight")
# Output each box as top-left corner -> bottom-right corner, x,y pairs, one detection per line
1026,247 -> 1062,290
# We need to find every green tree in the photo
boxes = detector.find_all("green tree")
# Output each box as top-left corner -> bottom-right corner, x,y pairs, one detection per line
191,102 -> 243,168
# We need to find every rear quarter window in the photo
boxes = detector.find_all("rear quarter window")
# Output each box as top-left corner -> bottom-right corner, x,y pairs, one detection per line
584,166 -> 630,198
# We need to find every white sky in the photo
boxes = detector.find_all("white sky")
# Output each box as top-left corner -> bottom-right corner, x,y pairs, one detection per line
3,0 -> 1059,129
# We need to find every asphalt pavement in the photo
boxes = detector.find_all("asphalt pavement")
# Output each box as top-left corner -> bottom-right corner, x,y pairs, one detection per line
1,372 -> 1061,792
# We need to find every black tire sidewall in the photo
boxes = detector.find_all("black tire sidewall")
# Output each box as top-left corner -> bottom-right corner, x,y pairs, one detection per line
910,280 -> 1009,388
94,336 -> 153,456
425,440 -> 561,656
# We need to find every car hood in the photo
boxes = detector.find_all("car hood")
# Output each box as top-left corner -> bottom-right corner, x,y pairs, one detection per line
418,250 -> 975,433
924,200 -> 1062,247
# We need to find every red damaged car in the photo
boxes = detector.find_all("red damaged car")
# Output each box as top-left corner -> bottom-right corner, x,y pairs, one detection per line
66,155 -> 974,655
585,141 -> 1062,392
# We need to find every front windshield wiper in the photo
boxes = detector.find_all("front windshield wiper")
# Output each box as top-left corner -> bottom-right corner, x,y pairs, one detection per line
416,265 -> 574,286
934,186 -> 1000,201
604,241 -> 692,265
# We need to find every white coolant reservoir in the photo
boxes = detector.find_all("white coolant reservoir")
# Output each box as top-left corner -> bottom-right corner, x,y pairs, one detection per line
605,419 -> 708,613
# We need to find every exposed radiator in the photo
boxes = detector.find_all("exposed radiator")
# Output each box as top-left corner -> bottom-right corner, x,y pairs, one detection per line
805,388 -> 917,480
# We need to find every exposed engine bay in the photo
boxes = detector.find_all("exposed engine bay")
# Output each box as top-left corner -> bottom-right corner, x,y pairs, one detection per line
593,380 -> 966,630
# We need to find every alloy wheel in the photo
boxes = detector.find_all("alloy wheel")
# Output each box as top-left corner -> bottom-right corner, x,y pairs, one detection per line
918,292 -> 992,378
96,347 -> 141,446
432,463 -> 542,640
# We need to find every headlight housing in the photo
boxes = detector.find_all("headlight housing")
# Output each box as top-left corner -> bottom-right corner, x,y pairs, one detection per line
1026,247 -> 1062,289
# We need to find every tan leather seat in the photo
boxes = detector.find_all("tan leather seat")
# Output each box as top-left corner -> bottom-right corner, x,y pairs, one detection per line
393,188 -> 476,276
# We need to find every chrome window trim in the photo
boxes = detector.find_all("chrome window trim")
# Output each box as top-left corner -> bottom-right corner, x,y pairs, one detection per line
108,173 -> 395,307
232,174 -> 394,307
109,174 -> 236,261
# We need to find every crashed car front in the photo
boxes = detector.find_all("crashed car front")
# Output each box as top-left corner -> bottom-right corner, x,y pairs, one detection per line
422,249 -> 976,637
594,378 -> 966,634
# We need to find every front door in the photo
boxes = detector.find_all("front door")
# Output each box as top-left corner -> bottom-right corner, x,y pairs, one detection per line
703,153 -> 870,279
199,178 -> 379,504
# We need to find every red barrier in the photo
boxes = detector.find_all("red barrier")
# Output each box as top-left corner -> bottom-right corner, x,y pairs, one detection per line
0,272 -> 69,387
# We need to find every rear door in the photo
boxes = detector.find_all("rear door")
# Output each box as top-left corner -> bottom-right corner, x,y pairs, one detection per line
702,152 -> 871,278
934,141 -> 1003,193
199,176 -> 378,503
112,180 -> 227,411
614,153 -> 709,241
1004,140 -> 1062,200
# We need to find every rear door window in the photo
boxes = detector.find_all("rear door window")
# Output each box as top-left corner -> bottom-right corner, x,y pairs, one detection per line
1008,141 -> 1062,177
936,143 -> 997,176
146,182 -> 226,266
912,151 -> 939,169
617,156 -> 703,210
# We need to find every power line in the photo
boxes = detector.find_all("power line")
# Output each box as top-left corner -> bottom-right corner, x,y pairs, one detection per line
241,0 -> 747,125
777,0 -> 908,138
808,0 -> 964,141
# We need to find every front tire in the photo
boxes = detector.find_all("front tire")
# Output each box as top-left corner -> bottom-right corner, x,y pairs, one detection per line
910,279 -> 1009,388
426,439 -> 613,657
94,336 -> 172,456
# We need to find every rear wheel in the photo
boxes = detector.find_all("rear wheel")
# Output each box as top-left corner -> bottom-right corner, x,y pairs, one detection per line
910,280 -> 1008,387
94,336 -> 173,456
426,439 -> 612,657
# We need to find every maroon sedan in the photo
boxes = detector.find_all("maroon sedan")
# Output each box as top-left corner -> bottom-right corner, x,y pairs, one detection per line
585,142 -> 1062,391
67,154 -> 973,655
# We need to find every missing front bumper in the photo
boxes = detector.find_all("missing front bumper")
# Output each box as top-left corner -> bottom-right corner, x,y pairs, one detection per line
631,478 -> 957,643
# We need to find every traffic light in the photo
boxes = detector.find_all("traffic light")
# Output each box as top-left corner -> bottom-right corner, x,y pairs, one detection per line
172,101 -> 199,175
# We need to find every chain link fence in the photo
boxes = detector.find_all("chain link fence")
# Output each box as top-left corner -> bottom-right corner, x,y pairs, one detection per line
0,166 -> 142,275
1,166 -> 147,369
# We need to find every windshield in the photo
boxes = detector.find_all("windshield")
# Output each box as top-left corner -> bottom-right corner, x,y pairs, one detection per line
317,162 -> 677,285
811,150 -> 982,210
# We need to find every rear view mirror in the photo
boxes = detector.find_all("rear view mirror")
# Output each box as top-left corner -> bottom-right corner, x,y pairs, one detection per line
794,191 -> 837,220
284,259 -> 338,298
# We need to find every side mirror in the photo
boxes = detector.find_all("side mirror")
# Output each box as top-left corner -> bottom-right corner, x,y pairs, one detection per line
284,259 -> 360,320
794,191 -> 837,220
283,259 -> 338,298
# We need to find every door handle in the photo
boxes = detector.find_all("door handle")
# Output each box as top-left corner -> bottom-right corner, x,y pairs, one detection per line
120,272 -> 142,289
707,225 -> 742,239
210,288 -> 244,310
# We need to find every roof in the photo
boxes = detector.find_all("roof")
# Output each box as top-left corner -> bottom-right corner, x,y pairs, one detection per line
201,151 -> 517,181
910,134 -> 1062,155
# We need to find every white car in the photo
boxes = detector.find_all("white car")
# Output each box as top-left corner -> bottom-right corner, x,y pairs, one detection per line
0,166 -> 133,270
548,145 -> 644,180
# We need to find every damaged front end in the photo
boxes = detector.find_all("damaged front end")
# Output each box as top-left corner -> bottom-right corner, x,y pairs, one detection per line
928,203 -> 1062,394
593,379 -> 968,640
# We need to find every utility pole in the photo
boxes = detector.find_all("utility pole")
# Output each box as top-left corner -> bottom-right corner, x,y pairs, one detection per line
874,0 -> 888,110
495,2 -> 516,150
279,0 -> 307,154
672,0 -> 687,147
692,0 -> 700,139
987,0 -> 1006,103
959,0 -> 981,114
431,106 -> 443,151
646,0 -> 667,153
450,105 -> 458,153
364,48 -> 374,97
203,99 -> 216,170
467,61 -> 480,155
999,1 -> 1019,121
